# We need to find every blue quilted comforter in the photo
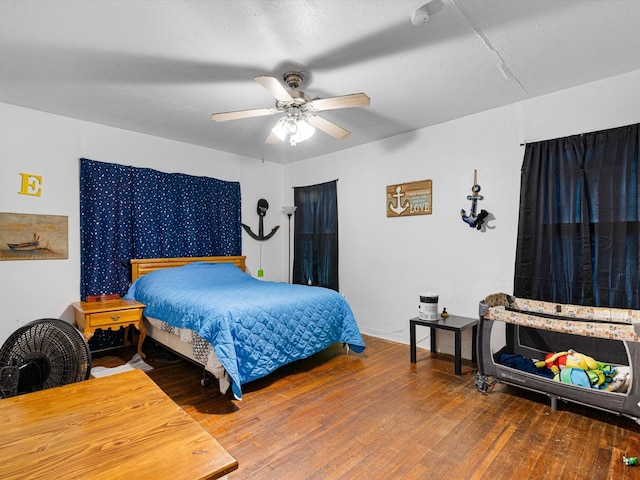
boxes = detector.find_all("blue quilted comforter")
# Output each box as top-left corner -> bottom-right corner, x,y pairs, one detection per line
124,262 -> 365,398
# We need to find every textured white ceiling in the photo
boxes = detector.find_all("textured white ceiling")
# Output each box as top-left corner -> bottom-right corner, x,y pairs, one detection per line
1,0 -> 640,164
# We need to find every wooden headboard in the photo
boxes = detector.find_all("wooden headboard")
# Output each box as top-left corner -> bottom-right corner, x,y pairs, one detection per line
130,256 -> 247,282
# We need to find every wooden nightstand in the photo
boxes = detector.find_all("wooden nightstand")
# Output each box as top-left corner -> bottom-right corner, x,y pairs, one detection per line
73,299 -> 146,359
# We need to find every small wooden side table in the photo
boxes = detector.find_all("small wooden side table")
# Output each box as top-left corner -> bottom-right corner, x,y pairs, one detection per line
410,315 -> 478,375
73,299 -> 146,359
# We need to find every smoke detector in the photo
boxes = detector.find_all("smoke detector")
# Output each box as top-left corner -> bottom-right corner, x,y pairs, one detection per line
411,1 -> 443,26
411,6 -> 430,25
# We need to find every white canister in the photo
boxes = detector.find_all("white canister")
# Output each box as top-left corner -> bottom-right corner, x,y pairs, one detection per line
419,292 -> 439,320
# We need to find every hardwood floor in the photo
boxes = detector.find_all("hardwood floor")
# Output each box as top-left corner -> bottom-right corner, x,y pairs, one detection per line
92,336 -> 640,480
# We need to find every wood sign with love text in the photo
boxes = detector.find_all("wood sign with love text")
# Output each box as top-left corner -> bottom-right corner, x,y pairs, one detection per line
386,180 -> 432,217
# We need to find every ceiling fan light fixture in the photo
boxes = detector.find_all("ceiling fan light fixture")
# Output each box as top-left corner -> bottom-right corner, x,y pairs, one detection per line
290,118 -> 315,145
271,118 -> 287,140
272,117 -> 293,140
272,116 -> 315,146
285,117 -> 299,135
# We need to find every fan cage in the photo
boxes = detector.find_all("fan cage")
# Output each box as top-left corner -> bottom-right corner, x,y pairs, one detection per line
0,318 -> 91,398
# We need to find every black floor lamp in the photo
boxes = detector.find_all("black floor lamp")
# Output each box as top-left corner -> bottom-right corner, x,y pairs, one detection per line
282,205 -> 297,283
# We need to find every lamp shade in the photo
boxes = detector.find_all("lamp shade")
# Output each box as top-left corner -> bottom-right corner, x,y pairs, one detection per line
290,119 -> 315,145
282,205 -> 297,216
272,117 -> 296,141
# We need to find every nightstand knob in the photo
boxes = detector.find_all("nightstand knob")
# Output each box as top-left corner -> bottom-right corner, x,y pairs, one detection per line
110,314 -> 121,321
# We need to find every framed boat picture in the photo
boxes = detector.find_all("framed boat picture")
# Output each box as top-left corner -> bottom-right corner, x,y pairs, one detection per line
0,212 -> 68,260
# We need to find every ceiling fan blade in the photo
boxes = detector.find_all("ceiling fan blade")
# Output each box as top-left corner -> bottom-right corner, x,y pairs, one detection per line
305,115 -> 351,140
255,75 -> 293,103
306,93 -> 370,112
211,107 -> 278,122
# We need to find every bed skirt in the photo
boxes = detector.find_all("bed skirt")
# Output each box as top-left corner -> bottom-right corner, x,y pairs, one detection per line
145,317 -> 231,394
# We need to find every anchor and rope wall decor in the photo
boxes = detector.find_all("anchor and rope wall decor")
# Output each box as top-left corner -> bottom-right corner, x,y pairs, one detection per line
386,180 -> 432,217
460,169 -> 489,230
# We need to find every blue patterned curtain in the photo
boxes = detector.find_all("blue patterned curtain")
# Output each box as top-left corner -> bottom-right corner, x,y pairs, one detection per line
80,158 -> 241,299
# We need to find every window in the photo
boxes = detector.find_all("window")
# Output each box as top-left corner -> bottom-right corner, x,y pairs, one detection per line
293,180 -> 339,290
514,124 -> 640,308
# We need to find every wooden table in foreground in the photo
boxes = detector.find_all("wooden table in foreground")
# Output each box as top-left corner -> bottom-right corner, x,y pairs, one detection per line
0,369 -> 238,480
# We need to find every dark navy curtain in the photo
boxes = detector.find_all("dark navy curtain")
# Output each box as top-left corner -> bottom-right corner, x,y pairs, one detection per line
292,180 -> 339,291
80,158 -> 241,299
514,123 -> 640,308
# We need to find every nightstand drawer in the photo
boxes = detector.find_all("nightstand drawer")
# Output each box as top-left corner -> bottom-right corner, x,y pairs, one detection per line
87,308 -> 142,328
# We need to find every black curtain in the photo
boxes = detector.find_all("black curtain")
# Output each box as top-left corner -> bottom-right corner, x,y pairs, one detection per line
514,123 -> 640,308
293,180 -> 339,290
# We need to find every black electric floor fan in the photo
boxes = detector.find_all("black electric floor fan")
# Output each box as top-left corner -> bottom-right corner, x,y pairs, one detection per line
0,318 -> 91,398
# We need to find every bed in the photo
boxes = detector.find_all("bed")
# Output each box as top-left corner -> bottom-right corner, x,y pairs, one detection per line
477,293 -> 640,422
124,256 -> 365,399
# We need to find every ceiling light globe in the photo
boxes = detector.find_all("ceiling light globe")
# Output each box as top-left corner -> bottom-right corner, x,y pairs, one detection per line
296,119 -> 316,141
271,118 -> 288,140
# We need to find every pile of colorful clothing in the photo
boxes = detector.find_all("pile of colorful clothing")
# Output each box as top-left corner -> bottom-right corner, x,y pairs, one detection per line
499,349 -> 630,393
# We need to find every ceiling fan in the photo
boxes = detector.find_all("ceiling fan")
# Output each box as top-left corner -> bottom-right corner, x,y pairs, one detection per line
211,71 -> 370,146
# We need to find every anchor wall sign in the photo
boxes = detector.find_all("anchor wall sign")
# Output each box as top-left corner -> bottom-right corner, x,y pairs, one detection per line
242,198 -> 280,241
460,169 -> 489,230
386,180 -> 432,217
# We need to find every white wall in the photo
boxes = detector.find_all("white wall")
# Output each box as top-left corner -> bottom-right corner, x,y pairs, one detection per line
0,103 -> 284,345
2,68 -> 639,356
285,69 -> 640,358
